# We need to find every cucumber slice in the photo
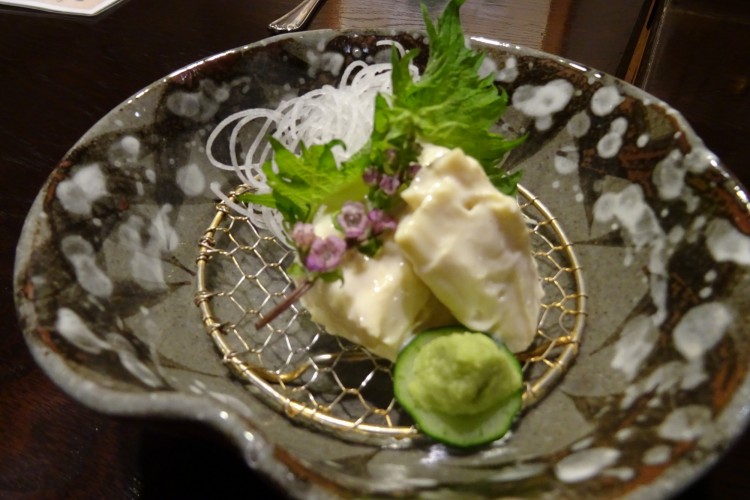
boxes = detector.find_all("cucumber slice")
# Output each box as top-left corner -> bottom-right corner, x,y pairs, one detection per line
394,326 -> 523,448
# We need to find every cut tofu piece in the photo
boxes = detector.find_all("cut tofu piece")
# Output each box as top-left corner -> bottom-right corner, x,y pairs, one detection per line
395,147 -> 543,352
301,237 -> 453,361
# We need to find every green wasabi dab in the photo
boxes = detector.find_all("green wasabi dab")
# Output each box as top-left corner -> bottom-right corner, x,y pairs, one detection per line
394,327 -> 523,448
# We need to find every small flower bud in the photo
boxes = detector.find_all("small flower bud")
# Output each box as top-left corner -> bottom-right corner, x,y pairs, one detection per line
305,236 -> 346,272
368,209 -> 398,234
363,166 -> 380,186
291,222 -> 316,251
336,201 -> 371,240
379,174 -> 401,196
406,161 -> 422,179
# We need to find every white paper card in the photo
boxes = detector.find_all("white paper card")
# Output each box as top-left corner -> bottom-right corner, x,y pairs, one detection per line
0,0 -> 124,16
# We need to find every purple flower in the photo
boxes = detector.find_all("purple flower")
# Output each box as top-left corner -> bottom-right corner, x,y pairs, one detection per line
363,166 -> 380,186
379,174 -> 401,196
305,235 -> 346,272
291,222 -> 316,251
336,201 -> 371,240
368,209 -> 398,234
406,162 -> 422,179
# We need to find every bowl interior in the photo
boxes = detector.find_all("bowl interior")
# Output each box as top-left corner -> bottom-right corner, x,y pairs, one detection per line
14,30 -> 750,499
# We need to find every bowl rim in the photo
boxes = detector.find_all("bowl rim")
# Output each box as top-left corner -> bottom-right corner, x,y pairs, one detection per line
14,27 -> 750,499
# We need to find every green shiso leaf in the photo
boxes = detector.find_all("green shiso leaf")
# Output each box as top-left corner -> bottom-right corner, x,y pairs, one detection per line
240,0 -> 525,226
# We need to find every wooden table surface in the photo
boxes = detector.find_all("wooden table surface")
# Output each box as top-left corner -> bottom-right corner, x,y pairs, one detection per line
1,0 -> 749,497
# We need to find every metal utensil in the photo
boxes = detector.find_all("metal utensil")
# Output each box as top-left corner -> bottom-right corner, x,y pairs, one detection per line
269,0 -> 325,33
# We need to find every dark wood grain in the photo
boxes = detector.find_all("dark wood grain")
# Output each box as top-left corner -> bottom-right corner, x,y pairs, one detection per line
635,0 -> 750,186
1,0 -> 748,498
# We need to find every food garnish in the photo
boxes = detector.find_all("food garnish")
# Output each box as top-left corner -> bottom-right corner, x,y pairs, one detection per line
394,327 -> 523,448
210,0 -> 541,447
238,0 -> 524,283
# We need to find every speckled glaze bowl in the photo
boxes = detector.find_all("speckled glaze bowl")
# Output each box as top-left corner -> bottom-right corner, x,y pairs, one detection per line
14,30 -> 750,499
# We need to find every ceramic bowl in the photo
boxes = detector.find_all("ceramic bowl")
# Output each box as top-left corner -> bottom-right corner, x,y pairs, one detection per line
14,29 -> 750,499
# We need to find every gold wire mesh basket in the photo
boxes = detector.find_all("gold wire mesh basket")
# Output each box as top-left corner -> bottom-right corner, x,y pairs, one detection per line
195,184 -> 586,444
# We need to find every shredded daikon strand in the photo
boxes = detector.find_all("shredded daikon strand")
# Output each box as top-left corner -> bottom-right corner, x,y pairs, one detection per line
206,43 -> 420,244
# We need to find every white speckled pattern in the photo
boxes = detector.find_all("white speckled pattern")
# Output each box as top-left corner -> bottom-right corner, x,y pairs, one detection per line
13,29 -> 750,499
